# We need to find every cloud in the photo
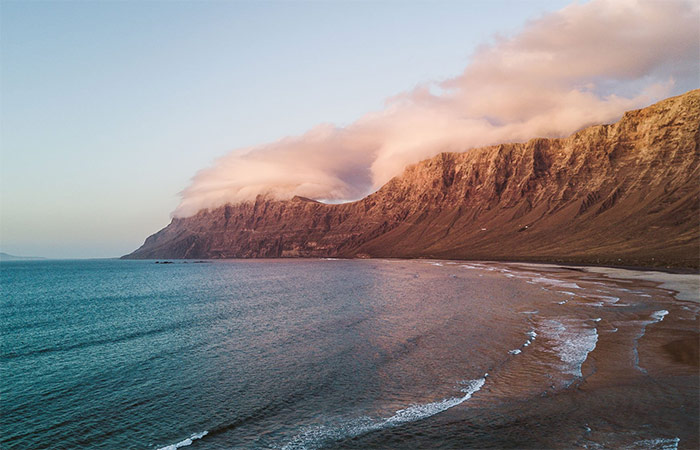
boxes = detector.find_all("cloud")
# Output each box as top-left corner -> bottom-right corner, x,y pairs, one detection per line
174,0 -> 699,218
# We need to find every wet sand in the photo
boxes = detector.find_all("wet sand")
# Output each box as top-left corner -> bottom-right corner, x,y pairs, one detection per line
579,266 -> 699,303
332,261 -> 700,449
509,262 -> 700,303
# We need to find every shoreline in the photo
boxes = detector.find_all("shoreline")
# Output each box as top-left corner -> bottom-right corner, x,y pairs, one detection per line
503,261 -> 700,303
124,256 -> 700,303
124,255 -> 700,273
579,266 -> 699,304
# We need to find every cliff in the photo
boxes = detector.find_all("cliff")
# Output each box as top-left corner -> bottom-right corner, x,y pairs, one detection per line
124,90 -> 700,269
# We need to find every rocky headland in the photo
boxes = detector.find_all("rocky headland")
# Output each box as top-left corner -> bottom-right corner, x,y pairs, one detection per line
124,90 -> 700,269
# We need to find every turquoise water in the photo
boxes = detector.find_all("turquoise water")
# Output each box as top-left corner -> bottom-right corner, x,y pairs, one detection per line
1,259 -> 696,449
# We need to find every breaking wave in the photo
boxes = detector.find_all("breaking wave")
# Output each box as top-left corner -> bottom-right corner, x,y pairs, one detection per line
157,431 -> 208,450
539,319 -> 598,378
281,377 -> 486,449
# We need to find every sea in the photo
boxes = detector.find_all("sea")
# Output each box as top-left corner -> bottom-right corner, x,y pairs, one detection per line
1,259 -> 698,449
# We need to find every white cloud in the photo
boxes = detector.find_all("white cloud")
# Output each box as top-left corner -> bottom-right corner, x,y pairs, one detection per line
174,0 -> 699,217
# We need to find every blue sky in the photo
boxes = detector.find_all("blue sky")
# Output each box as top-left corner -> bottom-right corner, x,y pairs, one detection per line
0,0 -> 608,258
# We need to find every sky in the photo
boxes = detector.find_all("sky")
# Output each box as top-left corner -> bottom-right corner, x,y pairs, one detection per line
1,0 -> 697,258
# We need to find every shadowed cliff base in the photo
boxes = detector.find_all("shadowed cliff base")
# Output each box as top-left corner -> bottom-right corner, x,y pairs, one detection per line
124,90 -> 700,270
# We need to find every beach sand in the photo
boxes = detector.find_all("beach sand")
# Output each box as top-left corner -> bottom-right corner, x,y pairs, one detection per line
580,266 -> 700,303
509,262 -> 700,303
332,261 -> 700,449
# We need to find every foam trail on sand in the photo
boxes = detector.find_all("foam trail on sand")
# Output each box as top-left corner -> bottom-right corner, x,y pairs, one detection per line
157,431 -> 208,450
531,277 -> 581,290
539,319 -> 598,378
650,310 -> 668,322
627,437 -> 680,449
282,377 -> 486,449
511,329 -> 537,354
633,310 -> 670,372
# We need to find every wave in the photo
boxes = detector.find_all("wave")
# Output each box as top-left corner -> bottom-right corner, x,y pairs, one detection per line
157,431 -> 208,450
539,319 -> 598,378
1,317 -> 202,360
510,329 -> 537,354
626,437 -> 680,449
281,377 -> 486,449
524,330 -> 537,346
633,310 -> 670,373
650,310 -> 668,322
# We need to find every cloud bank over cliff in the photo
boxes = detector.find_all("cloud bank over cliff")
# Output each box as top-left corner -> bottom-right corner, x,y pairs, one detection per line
174,0 -> 699,218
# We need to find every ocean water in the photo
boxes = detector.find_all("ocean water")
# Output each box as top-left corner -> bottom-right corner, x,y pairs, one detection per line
1,259 -> 697,449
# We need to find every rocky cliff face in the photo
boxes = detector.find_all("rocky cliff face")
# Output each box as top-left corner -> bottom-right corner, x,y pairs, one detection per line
124,90 -> 700,269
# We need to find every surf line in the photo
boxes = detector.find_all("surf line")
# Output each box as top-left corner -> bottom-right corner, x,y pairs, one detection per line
157,431 -> 208,450
281,376 -> 487,450
632,310 -> 669,373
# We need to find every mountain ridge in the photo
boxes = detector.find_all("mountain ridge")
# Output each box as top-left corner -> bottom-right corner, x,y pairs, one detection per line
124,90 -> 700,269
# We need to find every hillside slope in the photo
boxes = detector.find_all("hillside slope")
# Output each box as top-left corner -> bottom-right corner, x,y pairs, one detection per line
124,90 -> 700,269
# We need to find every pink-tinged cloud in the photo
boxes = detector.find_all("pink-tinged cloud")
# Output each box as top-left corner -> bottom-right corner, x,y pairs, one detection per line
173,0 -> 699,218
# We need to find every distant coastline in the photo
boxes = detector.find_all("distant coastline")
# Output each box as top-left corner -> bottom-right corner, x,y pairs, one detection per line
0,252 -> 46,261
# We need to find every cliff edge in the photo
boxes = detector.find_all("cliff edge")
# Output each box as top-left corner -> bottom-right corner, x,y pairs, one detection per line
124,90 -> 700,269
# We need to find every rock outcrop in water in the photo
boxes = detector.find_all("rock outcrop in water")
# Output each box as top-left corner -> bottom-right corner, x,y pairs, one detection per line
124,90 -> 700,269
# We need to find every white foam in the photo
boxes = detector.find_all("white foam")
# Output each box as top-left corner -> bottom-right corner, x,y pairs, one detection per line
282,378 -> 485,449
627,437 -> 680,450
385,378 -> 484,426
522,330 -> 537,347
157,431 -> 208,450
459,263 -> 499,272
531,277 -> 581,290
632,309 -> 671,372
650,310 -> 668,322
592,295 -> 620,304
509,349 -> 522,354
539,319 -> 598,377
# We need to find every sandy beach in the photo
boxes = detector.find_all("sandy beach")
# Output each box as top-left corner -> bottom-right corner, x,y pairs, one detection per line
509,262 -> 700,303
330,260 -> 700,449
